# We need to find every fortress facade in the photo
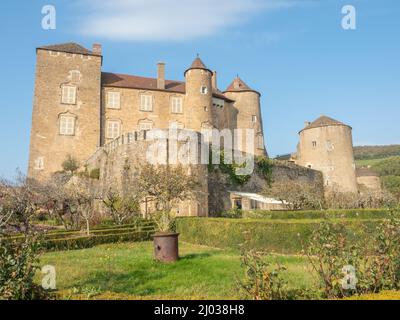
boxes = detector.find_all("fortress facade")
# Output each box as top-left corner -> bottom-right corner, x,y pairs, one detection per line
28,42 -> 366,216
28,42 -> 267,181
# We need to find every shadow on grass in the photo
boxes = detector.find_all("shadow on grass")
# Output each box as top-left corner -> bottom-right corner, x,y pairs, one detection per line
72,269 -> 165,295
179,252 -> 212,261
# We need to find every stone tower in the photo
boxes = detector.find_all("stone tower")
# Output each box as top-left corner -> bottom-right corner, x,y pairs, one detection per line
224,76 -> 267,157
28,43 -> 102,180
295,115 -> 358,193
183,56 -> 213,131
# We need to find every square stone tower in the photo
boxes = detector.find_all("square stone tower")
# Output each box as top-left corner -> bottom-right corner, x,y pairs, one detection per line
28,43 -> 102,180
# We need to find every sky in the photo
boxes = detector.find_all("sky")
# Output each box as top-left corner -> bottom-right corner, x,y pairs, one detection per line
0,0 -> 399,179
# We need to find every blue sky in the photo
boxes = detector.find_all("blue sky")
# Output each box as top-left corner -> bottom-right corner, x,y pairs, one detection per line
0,0 -> 399,178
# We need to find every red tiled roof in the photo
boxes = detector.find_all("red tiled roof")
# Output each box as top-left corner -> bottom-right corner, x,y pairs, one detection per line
102,72 -> 234,102
102,72 -> 185,92
184,56 -> 212,75
190,57 -> 207,69
224,76 -> 260,95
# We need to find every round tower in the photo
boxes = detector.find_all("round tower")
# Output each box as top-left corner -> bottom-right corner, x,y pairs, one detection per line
296,115 -> 358,193
224,76 -> 268,157
184,56 -> 213,131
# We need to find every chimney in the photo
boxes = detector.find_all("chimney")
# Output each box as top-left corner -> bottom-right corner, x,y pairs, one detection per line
92,43 -> 102,55
212,71 -> 217,89
157,62 -> 165,90
304,121 -> 311,127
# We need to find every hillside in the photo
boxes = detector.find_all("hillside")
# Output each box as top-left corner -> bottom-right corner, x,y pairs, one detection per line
353,145 -> 400,161
354,145 -> 400,198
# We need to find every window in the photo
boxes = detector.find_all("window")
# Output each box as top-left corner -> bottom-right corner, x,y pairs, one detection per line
200,86 -> 208,95
171,97 -> 183,114
107,92 -> 121,109
257,135 -> 264,149
252,115 -> 257,123
138,120 -> 153,131
140,94 -> 153,111
70,70 -> 81,82
312,141 -> 317,148
107,120 -> 120,139
61,85 -> 76,104
34,157 -> 44,170
59,115 -> 75,135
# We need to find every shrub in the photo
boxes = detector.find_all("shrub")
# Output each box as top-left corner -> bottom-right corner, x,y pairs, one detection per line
237,249 -> 288,300
0,233 -> 48,300
303,211 -> 400,299
61,155 -> 79,174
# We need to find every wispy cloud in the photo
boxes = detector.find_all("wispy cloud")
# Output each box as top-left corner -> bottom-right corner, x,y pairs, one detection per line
72,0 -> 299,41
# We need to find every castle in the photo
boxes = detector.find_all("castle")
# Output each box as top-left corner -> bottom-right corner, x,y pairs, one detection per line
28,42 -> 370,216
28,42 -> 266,182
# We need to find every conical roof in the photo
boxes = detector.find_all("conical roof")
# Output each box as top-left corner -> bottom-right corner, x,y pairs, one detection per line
224,76 -> 260,95
301,115 -> 350,132
184,55 -> 212,75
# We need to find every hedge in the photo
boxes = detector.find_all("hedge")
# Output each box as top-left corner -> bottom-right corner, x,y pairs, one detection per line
41,230 -> 154,252
239,209 -> 391,220
176,217 -> 381,254
1,221 -> 156,252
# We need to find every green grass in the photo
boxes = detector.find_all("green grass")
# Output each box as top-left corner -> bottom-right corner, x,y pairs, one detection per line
37,241 -> 317,300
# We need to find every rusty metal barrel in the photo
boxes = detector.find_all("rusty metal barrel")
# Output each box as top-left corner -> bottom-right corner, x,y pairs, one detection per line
153,233 -> 179,263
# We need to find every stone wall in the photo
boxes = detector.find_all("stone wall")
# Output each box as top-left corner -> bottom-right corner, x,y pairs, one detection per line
86,131 -> 209,217
208,160 -> 323,215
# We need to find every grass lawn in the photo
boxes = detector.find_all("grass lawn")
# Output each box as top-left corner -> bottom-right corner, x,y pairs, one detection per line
37,241 -> 318,300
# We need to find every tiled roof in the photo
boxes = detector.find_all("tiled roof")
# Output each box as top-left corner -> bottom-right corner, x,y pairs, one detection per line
102,72 -> 185,92
184,56 -> 212,75
302,115 -> 349,131
37,42 -> 99,56
224,76 -> 260,95
102,72 -> 234,102
190,57 -> 207,69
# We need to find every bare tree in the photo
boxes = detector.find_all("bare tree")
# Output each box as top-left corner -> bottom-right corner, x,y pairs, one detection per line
102,186 -> 141,225
36,173 -> 80,230
264,179 -> 324,211
136,164 -> 200,213
65,176 -> 97,235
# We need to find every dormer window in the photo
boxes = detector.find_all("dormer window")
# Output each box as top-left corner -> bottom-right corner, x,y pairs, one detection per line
200,86 -> 208,95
